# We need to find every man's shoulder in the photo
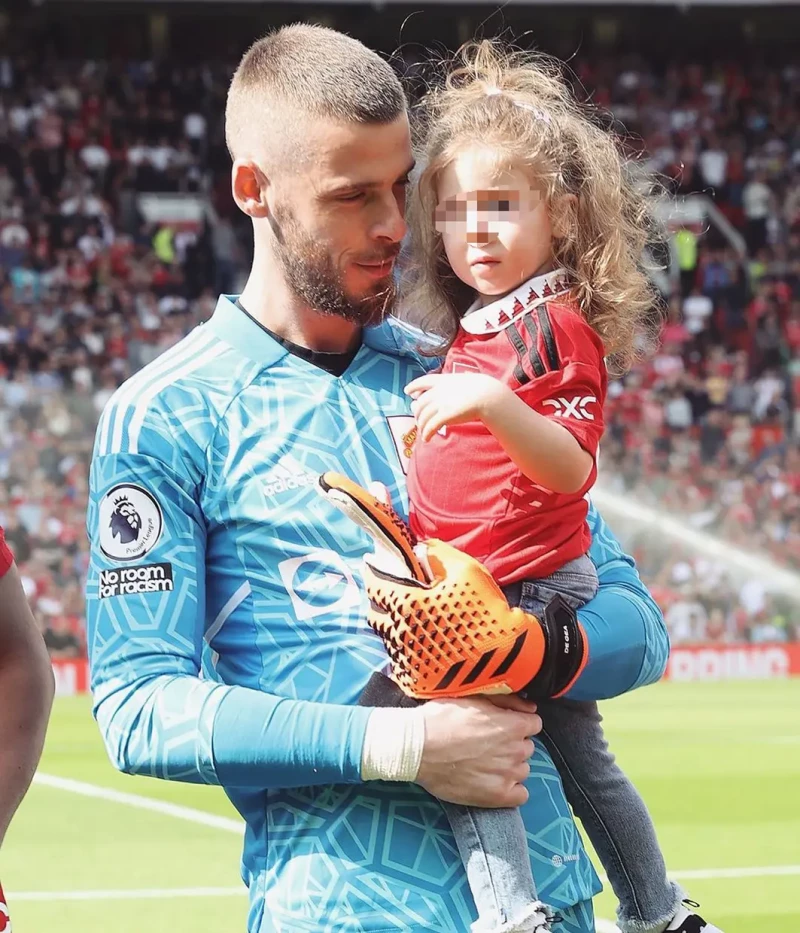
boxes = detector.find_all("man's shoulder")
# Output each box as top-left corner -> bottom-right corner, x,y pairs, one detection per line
363,317 -> 442,370
95,325 -> 258,460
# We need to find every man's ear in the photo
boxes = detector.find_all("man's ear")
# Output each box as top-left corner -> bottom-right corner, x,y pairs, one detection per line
232,160 -> 270,219
552,193 -> 578,240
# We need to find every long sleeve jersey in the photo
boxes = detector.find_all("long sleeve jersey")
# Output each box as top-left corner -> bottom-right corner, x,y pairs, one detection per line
86,295 -> 669,933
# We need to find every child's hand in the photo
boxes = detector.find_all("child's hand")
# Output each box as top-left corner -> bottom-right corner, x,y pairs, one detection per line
405,373 -> 511,441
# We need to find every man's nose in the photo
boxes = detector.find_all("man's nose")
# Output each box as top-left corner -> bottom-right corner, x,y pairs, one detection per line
372,190 -> 408,244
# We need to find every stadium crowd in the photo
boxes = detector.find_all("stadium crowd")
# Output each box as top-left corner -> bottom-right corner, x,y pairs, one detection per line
0,48 -> 798,659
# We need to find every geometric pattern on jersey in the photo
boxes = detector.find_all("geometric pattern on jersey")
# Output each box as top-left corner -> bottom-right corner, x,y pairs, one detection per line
86,295 -> 614,932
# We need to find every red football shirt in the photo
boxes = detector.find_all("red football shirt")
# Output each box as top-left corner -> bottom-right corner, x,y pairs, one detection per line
0,526 -> 12,579
407,269 -> 607,585
0,880 -> 10,931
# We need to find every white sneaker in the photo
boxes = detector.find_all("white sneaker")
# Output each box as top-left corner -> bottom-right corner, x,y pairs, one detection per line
666,901 -> 725,933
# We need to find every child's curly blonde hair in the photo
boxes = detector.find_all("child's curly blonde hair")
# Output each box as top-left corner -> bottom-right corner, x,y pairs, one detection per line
405,39 -> 664,374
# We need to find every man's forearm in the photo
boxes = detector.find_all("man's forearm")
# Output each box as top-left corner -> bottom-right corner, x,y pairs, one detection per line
94,671 -> 379,789
0,566 -> 55,845
212,684 -> 379,787
569,581 -> 670,702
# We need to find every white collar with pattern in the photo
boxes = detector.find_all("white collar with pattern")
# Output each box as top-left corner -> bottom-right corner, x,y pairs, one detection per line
460,267 -> 570,335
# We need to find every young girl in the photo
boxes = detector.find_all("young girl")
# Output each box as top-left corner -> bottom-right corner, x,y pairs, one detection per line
396,40 -> 722,933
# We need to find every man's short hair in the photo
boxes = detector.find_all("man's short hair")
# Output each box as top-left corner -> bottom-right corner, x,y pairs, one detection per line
225,24 -> 407,162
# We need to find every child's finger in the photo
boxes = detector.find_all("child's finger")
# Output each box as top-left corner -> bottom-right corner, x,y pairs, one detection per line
405,374 -> 440,396
415,405 -> 434,440
421,409 -> 447,441
426,420 -> 447,441
411,391 -> 435,420
411,398 -> 435,431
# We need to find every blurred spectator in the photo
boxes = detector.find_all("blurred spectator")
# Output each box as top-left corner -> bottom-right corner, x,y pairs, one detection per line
566,52 -> 800,643
0,52 -> 228,654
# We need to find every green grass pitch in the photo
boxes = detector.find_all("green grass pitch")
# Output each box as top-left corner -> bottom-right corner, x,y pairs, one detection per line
2,679 -> 798,932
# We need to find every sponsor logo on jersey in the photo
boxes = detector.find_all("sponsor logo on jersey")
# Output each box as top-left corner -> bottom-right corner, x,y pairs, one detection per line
263,458 -> 316,498
98,484 -> 163,562
99,562 -> 174,599
551,853 -> 579,868
386,416 -> 417,474
542,396 -> 597,421
278,549 -> 361,621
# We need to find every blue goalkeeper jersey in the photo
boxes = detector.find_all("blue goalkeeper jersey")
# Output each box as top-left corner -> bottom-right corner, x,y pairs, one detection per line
86,295 -> 668,933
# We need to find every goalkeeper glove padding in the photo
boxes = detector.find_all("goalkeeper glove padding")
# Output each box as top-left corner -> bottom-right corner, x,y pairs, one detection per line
318,471 -> 588,701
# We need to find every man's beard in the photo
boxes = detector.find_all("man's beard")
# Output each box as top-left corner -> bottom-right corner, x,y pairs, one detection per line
270,205 -> 398,327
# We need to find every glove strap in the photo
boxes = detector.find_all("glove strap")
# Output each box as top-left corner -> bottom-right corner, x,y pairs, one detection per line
358,671 -> 422,709
518,594 -> 588,700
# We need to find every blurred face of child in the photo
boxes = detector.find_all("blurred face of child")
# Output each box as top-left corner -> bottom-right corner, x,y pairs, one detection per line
434,146 -> 555,304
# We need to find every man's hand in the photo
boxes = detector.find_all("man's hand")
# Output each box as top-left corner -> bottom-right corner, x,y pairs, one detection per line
319,472 -> 589,702
415,694 -> 541,807
364,538 -> 587,701
405,372 -> 512,441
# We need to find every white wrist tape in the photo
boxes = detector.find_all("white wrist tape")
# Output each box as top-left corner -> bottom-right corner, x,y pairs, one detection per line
360,707 -> 425,783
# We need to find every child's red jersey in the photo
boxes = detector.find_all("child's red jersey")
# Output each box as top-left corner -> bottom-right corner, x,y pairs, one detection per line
407,269 -> 607,585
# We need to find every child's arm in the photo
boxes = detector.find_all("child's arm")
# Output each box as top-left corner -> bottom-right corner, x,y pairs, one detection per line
406,372 -> 592,494
479,384 -> 594,495
406,305 -> 606,496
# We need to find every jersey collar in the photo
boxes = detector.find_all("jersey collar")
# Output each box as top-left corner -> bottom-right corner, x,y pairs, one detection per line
207,295 -> 444,371
208,295 -> 441,369
460,267 -> 570,335
206,294 -> 291,366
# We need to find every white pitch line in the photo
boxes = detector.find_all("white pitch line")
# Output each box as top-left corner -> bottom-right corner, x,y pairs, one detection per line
598,864 -> 800,884
671,864 -> 800,881
8,887 -> 245,902
33,773 -> 244,835
32,769 -> 800,930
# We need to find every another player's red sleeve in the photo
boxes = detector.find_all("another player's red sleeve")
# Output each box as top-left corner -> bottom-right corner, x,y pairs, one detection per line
0,879 -> 11,929
517,302 -> 607,465
0,527 -> 13,579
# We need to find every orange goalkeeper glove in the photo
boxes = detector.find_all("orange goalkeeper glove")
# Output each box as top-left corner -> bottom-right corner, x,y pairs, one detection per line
318,471 -> 588,701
